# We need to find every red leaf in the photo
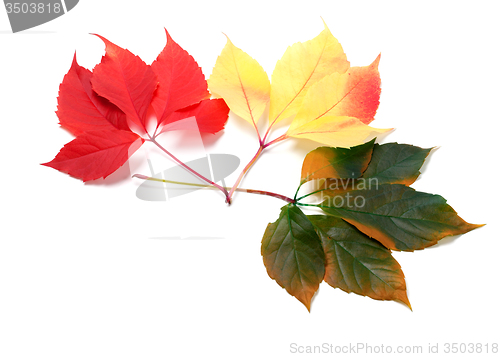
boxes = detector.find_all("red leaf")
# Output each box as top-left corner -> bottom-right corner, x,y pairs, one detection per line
57,54 -> 130,135
42,130 -> 144,181
159,98 -> 229,134
91,35 -> 158,132
151,29 -> 210,128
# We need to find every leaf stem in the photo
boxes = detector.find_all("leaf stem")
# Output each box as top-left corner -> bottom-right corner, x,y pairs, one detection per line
295,202 -> 321,208
252,120 -> 263,146
227,123 -> 289,199
293,183 -> 303,201
262,113 -> 282,143
226,145 -> 263,202
243,188 -> 295,203
296,187 -> 332,202
262,133 -> 288,149
226,128 -> 289,203
133,174 -> 295,203
146,136 -> 230,202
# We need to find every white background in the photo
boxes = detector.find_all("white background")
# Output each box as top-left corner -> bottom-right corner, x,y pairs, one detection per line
1,1 -> 499,356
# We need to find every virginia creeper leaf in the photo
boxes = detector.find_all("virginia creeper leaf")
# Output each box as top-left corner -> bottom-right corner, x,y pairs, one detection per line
57,54 -> 129,135
159,98 -> 229,134
321,184 -> 483,251
361,143 -> 432,186
269,22 -> 349,124
91,35 -> 158,131
42,130 -> 144,181
262,204 -> 325,311
208,36 -> 270,127
308,215 -> 411,309
151,29 -> 211,128
300,139 -> 375,184
286,56 -> 391,146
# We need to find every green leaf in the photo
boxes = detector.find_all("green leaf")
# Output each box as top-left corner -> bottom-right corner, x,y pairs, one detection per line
261,204 -> 325,311
361,143 -> 432,186
308,215 -> 411,309
300,138 -> 375,184
320,184 -> 483,251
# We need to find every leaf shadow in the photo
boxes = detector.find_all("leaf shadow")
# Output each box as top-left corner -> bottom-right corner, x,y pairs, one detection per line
200,130 -> 225,149
309,284 -> 323,312
425,232 -> 470,250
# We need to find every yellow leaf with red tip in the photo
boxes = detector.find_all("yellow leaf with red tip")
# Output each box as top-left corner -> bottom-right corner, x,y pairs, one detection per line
286,56 -> 390,146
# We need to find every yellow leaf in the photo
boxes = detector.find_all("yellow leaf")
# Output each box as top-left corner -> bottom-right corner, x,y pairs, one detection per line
287,115 -> 391,148
208,36 -> 270,127
269,22 -> 349,125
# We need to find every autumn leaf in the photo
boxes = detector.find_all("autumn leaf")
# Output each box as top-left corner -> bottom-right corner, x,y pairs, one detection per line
150,29 -> 231,134
91,34 -> 158,132
269,22 -> 349,125
285,55 -> 391,146
308,215 -> 411,309
321,184 -> 483,251
208,36 -> 270,130
288,56 -> 382,130
261,204 -> 325,311
314,142 -> 432,199
42,130 -> 144,182
56,54 -> 129,135
361,143 -> 432,186
300,138 -> 374,184
151,29 -> 210,124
